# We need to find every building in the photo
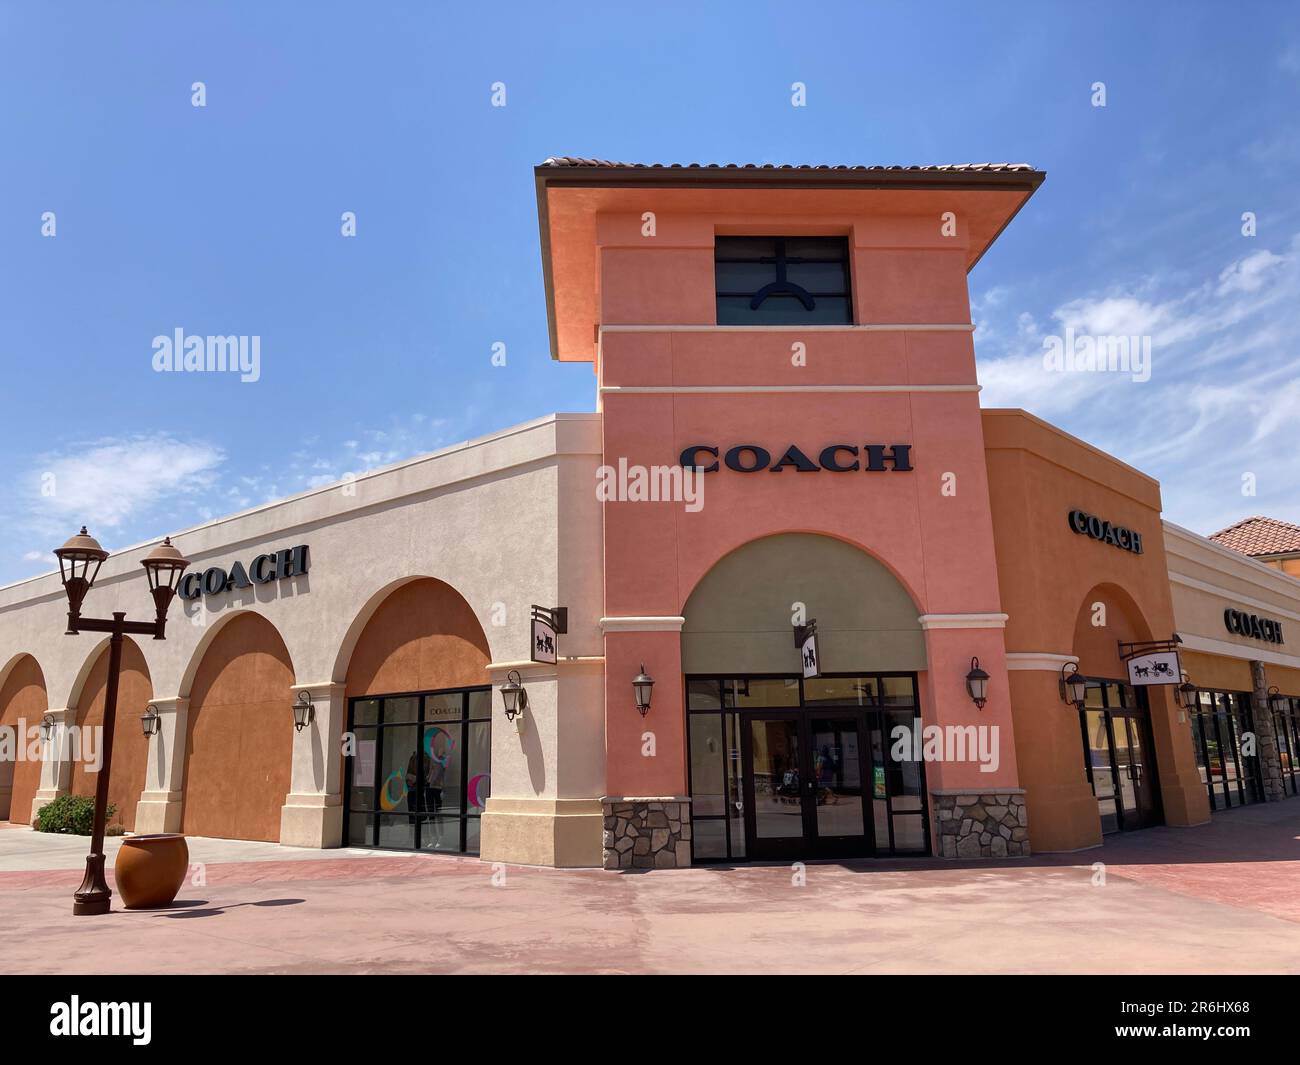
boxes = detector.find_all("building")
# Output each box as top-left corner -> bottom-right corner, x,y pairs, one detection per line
2,158 -> 1298,869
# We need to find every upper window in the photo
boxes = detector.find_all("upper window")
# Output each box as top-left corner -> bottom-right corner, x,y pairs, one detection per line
714,236 -> 852,325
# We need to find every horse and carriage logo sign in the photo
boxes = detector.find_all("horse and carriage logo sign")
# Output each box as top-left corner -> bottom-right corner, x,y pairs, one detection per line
794,619 -> 821,680
1119,637 -> 1183,688
530,605 -> 567,665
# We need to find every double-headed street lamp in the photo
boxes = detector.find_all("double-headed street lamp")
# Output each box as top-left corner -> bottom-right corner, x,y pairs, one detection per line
53,528 -> 190,916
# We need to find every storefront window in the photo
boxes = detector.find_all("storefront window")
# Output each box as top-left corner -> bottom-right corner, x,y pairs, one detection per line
1188,689 -> 1262,812
1272,697 -> 1300,797
344,686 -> 491,854
1077,680 -> 1160,833
685,673 -> 926,861
714,236 -> 853,325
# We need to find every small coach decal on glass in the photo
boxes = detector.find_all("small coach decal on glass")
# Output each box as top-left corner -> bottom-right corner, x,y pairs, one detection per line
178,544 -> 310,600
1068,509 -> 1143,554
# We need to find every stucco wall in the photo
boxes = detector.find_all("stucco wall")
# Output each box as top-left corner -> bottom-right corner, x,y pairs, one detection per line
0,413 -> 607,849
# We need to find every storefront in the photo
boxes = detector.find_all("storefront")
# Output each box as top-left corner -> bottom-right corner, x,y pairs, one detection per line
1,158 -> 1298,870
1165,521 -> 1300,810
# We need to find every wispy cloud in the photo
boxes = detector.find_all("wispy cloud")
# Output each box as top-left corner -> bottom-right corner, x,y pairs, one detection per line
974,234 -> 1300,536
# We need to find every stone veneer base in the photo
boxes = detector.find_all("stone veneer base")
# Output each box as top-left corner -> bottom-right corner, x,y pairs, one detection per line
602,797 -> 690,869
933,788 -> 1030,858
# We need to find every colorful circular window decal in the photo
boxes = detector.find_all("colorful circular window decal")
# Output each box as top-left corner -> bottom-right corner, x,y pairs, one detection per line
379,769 -> 408,811
467,773 -> 490,810
424,726 -> 456,767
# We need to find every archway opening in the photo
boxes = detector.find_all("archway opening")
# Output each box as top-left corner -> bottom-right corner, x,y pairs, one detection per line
70,639 -> 153,831
680,533 -> 930,864
182,612 -> 295,842
342,577 -> 492,854
0,655 -> 47,825
1071,583 -> 1164,835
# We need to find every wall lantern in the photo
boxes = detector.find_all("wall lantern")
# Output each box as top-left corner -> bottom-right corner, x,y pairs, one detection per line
632,664 -> 655,717
1267,685 -> 1287,713
1177,673 -> 1200,711
140,704 -> 161,738
1060,662 -> 1088,709
39,712 -> 56,743
500,669 -> 528,723
292,690 -> 315,732
964,657 -> 990,710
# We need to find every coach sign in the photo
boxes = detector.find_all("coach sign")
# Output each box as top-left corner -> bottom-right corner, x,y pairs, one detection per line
1068,509 -> 1144,555
1224,608 -> 1285,645
179,544 -> 310,600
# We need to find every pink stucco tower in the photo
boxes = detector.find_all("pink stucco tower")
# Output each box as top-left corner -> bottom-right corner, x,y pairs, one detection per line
537,159 -> 1046,866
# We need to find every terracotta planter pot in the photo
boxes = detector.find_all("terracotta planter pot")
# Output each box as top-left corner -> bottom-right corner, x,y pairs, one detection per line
113,834 -> 189,910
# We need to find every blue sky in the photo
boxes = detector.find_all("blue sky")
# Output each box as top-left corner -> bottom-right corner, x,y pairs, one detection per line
1,1 -> 1298,585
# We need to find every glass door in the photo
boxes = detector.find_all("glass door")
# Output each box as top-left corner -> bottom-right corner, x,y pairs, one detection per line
739,709 -> 875,860
1079,681 -> 1162,834
1114,712 -> 1160,830
807,712 -> 872,858
741,713 -> 807,860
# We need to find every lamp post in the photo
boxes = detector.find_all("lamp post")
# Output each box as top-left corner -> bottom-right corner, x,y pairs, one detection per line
53,529 -> 189,916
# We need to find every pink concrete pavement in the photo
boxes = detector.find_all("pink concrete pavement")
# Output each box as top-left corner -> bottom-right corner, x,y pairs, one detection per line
2,800 -> 1298,974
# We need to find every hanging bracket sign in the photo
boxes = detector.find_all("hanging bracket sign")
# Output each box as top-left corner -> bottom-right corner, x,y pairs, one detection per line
530,605 -> 567,664
794,619 -> 820,680
1118,637 -> 1183,687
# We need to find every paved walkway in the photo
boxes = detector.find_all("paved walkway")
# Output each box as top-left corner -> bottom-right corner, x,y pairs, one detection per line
2,801 -> 1298,974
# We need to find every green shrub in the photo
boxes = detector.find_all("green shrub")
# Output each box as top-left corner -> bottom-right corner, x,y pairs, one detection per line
34,794 -> 116,835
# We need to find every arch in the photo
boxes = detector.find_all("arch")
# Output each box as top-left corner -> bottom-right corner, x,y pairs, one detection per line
68,638 -> 153,831
332,576 -> 429,685
343,577 -> 492,699
176,607 -> 266,700
681,532 -> 926,676
181,612 -> 295,842
0,654 -> 48,825
1071,582 -> 1154,679
679,527 -> 926,617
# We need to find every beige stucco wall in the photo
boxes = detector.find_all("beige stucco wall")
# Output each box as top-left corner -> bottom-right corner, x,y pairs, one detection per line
1164,521 -> 1300,678
0,413 -> 608,860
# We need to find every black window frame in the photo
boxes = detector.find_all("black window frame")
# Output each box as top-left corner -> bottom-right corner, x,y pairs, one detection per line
1187,688 -> 1264,812
343,685 -> 492,855
684,671 -> 928,863
714,235 -> 853,326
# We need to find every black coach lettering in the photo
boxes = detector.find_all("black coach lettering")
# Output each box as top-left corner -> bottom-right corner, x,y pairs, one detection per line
202,567 -> 229,596
277,545 -> 310,579
679,445 -> 719,473
769,445 -> 819,472
179,572 -> 202,601
684,441 -> 913,474
251,554 -> 277,584
1224,606 -> 1286,644
724,445 -> 770,473
863,444 -> 911,472
228,560 -> 252,589
818,444 -> 860,472
1068,509 -> 1144,555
